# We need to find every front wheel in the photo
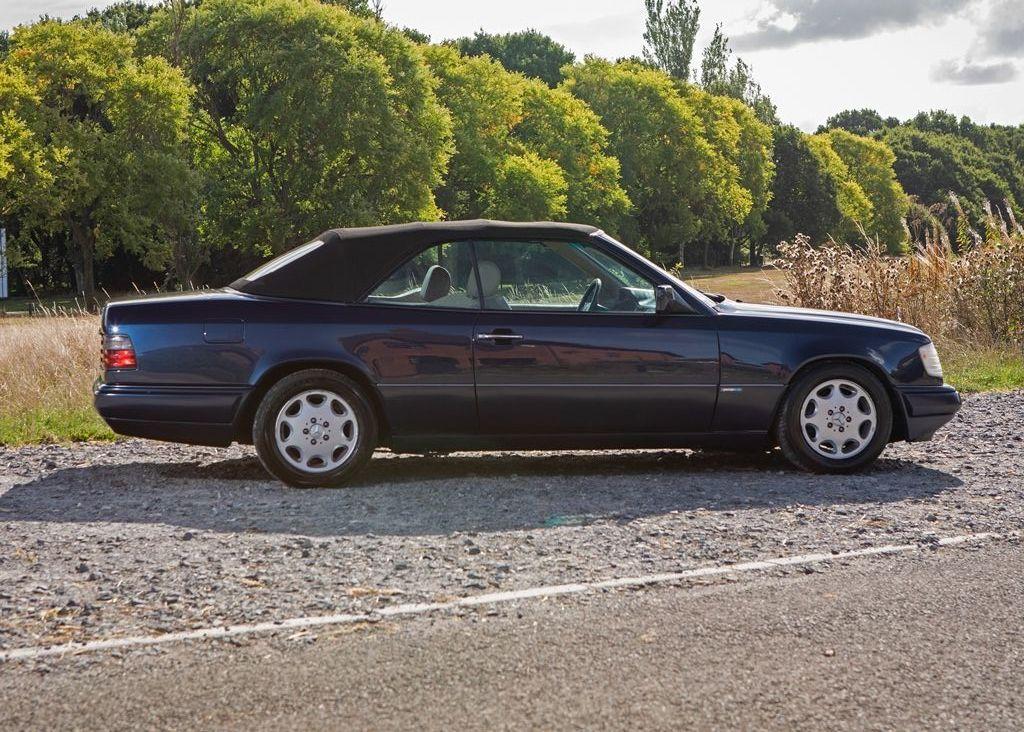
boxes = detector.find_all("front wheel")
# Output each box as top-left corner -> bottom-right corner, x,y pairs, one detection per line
775,363 -> 893,474
253,370 -> 377,487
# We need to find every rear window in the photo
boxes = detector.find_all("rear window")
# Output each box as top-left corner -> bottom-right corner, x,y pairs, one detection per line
241,240 -> 325,282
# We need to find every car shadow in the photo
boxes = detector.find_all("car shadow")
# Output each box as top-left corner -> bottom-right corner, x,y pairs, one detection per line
0,449 -> 961,538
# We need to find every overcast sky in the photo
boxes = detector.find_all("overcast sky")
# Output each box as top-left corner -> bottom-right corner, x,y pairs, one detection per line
5,0 -> 1024,130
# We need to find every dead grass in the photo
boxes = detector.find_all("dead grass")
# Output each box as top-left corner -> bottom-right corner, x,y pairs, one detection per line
0,316 -> 113,444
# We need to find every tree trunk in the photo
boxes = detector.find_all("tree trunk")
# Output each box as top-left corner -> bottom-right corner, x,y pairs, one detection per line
70,216 -> 97,309
702,241 -> 709,268
677,241 -> 685,269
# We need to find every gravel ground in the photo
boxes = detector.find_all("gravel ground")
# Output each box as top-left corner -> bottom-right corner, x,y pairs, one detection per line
0,391 -> 1021,657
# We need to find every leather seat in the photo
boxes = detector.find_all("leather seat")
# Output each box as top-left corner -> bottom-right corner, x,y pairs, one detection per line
420,265 -> 452,302
469,260 -> 510,310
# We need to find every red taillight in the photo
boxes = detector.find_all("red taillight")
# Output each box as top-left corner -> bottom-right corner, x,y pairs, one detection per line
101,333 -> 137,370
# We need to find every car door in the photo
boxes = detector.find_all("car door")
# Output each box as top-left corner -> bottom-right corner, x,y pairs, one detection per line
352,240 -> 481,437
471,238 -> 720,436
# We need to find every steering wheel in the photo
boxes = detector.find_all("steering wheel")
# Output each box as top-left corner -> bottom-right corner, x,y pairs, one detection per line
578,278 -> 602,312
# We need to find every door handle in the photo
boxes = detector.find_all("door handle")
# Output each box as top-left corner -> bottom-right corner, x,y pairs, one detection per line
475,332 -> 525,342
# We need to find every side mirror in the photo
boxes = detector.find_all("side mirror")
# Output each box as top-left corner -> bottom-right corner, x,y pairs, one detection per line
655,285 -> 696,314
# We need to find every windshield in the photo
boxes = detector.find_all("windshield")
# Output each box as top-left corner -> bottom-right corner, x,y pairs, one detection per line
592,233 -> 718,311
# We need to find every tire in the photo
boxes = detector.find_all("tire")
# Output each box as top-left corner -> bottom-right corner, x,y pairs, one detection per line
774,363 -> 893,474
253,369 -> 377,488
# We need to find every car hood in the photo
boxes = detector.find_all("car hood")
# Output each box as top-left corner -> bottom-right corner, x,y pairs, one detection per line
717,299 -> 926,336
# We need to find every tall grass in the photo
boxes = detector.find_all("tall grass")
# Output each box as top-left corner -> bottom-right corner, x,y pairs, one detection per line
0,315 -> 112,444
774,200 -> 1024,351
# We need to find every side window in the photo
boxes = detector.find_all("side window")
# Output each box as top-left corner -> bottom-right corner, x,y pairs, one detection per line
472,240 -> 657,313
364,241 -> 478,309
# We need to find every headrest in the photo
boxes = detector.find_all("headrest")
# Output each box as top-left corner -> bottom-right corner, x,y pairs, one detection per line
469,260 -> 502,299
420,265 -> 451,302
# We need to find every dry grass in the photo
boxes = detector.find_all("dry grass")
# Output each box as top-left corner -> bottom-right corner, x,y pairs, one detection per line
684,266 -> 784,304
0,315 -> 112,444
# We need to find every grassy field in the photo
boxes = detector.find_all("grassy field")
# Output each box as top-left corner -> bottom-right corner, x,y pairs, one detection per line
0,269 -> 1020,445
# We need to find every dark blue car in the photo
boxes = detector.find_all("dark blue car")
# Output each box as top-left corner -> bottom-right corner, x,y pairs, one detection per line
94,220 -> 961,487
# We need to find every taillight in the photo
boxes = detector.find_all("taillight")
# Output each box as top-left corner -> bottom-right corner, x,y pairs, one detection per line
101,332 -> 137,370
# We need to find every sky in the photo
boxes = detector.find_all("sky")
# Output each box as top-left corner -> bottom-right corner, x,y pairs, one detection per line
4,0 -> 1024,131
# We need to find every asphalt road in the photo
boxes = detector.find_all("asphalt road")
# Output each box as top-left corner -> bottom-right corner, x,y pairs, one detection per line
1,541 -> 1021,730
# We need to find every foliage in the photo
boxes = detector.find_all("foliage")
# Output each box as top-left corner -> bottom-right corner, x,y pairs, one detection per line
0,20 -> 194,304
450,29 -> 575,87
425,46 -> 631,231
808,129 -> 909,253
882,125 -> 1019,238
81,1 -> 160,33
764,126 -> 842,255
486,152 -> 568,220
566,59 -> 755,266
141,0 -> 453,258
680,84 -> 774,265
699,24 -> 777,127
819,108 -> 897,137
642,0 -> 700,82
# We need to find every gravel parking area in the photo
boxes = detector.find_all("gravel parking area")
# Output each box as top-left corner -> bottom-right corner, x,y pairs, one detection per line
0,391 -> 1021,657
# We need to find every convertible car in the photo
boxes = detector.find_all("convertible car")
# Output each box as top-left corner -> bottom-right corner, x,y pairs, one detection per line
95,220 -> 961,487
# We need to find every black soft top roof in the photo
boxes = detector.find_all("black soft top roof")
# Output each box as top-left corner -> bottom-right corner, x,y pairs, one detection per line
230,220 -> 601,303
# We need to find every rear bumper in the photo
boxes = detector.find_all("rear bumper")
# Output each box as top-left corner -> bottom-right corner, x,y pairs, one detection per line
896,385 -> 962,442
93,381 -> 250,447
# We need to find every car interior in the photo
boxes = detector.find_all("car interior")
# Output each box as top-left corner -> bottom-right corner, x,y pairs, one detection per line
365,240 -> 657,313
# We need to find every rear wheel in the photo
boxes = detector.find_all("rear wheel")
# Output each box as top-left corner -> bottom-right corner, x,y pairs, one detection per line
775,363 -> 893,474
253,370 -> 377,487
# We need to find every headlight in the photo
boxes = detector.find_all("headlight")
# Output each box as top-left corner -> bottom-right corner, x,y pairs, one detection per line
919,342 -> 944,379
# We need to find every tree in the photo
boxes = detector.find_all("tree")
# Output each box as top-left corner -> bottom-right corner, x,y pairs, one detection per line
82,1 -> 160,33
763,125 -> 842,253
515,80 -> 631,232
0,20 -> 194,304
642,0 -> 700,82
451,30 -> 575,87
819,108 -> 895,137
425,46 -> 630,230
565,59 -> 750,266
699,24 -> 777,127
486,153 -> 568,220
810,129 -> 909,252
882,125 -> 1016,238
142,0 -> 453,257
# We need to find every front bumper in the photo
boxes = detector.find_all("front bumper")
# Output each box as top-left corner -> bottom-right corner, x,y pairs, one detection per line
896,385 -> 962,442
94,380 -> 250,446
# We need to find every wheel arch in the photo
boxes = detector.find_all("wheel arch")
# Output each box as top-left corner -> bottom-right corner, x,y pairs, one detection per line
234,360 -> 390,445
770,356 -> 909,443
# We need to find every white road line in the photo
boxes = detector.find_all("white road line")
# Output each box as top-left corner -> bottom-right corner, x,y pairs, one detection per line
0,532 -> 1004,663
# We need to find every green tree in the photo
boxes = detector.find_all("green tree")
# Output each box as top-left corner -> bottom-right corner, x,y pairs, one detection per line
819,108 -> 896,137
681,85 -> 775,265
486,152 -> 568,220
425,46 -> 630,230
451,30 -> 575,87
515,80 -> 632,232
82,1 -> 160,33
763,125 -> 842,253
566,59 -> 750,266
142,0 -> 453,256
810,129 -> 909,252
699,24 -> 777,127
0,20 -> 194,304
643,0 -> 700,82
882,125 -> 1017,238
